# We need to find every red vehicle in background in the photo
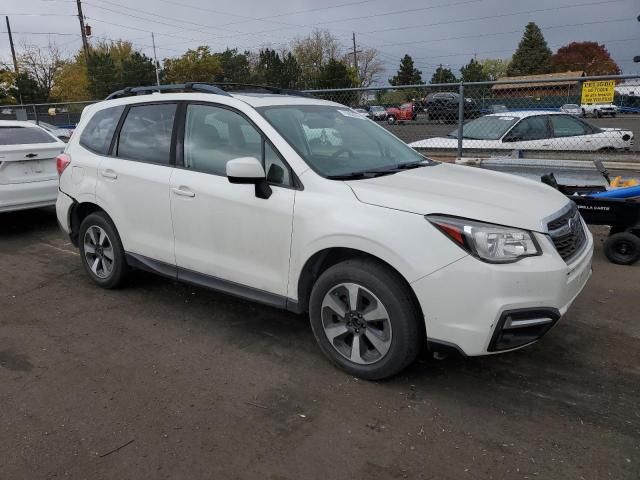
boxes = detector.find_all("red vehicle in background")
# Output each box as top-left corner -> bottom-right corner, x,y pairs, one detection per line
385,102 -> 418,124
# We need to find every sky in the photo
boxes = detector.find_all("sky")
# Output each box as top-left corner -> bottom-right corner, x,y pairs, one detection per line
1,0 -> 639,84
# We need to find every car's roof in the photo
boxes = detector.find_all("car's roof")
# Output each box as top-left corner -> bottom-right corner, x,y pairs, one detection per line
485,110 -> 566,118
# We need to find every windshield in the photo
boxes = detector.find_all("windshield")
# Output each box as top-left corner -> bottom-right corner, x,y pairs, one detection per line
0,126 -> 58,145
563,104 -> 578,109
449,115 -> 519,140
370,106 -> 384,112
258,105 -> 433,178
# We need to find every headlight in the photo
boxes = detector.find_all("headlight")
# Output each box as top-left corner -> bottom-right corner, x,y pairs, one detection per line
427,215 -> 541,263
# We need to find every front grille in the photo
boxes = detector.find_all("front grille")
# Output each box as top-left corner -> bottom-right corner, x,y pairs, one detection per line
547,204 -> 587,263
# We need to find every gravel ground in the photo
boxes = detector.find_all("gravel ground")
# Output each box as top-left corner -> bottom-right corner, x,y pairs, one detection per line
1,208 -> 639,480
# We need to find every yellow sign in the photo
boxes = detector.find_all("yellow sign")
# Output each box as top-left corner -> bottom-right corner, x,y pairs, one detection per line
581,80 -> 615,104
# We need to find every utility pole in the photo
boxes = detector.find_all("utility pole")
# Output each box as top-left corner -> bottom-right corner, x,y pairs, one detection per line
5,16 -> 19,74
151,32 -> 161,88
76,0 -> 89,61
352,32 -> 359,85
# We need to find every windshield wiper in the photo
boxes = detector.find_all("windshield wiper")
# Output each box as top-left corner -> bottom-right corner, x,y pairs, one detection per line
326,170 -> 397,180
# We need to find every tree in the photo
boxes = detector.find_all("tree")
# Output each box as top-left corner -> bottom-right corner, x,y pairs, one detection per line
0,69 -> 16,103
479,58 -> 511,81
280,52 -> 301,89
430,65 -> 457,84
389,54 -> 423,86
17,43 -> 64,101
459,58 -> 489,83
163,46 -> 222,83
254,48 -> 284,86
507,22 -> 552,76
552,42 -> 621,75
292,29 -> 341,88
213,48 -> 251,83
344,47 -> 384,87
317,59 -> 355,103
51,53 -> 91,102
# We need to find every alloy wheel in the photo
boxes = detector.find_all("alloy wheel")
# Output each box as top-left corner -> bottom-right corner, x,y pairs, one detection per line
83,225 -> 115,279
320,283 -> 393,365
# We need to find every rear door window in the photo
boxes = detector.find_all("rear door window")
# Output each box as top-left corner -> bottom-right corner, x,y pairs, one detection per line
79,105 -> 125,154
550,115 -> 589,137
0,126 -> 57,145
116,103 -> 177,164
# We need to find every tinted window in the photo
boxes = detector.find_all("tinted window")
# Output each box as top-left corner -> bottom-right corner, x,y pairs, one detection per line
550,115 -> 588,137
117,103 -> 176,163
506,116 -> 549,141
0,126 -> 57,145
264,142 -> 291,186
184,104 -> 262,176
80,105 -> 124,154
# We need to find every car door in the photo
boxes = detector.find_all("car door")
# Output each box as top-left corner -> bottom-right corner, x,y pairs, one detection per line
170,102 -> 296,299
548,114 -> 594,151
502,115 -> 552,150
95,102 -> 177,265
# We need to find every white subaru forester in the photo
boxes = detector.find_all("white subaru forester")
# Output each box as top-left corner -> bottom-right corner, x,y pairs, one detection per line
56,83 -> 593,379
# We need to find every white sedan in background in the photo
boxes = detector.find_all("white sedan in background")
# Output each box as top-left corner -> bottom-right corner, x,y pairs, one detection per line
0,120 -> 66,212
409,111 -> 633,152
560,104 -> 581,116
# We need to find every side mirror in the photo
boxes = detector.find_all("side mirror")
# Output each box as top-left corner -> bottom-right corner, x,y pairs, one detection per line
226,157 -> 272,199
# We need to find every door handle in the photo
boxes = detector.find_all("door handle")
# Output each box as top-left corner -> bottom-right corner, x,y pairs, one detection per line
171,187 -> 195,198
101,170 -> 118,180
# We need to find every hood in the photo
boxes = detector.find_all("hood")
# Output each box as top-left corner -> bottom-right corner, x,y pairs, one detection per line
346,163 -> 570,232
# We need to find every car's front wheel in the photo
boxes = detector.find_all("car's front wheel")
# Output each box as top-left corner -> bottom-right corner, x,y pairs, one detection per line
387,116 -> 396,125
309,259 -> 423,380
79,212 -> 128,288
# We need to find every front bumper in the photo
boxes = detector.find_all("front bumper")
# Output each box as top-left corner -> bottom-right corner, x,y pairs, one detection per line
412,228 -> 593,356
0,179 -> 58,213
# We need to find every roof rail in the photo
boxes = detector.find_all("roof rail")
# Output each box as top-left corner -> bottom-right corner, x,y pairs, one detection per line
215,83 -> 310,97
105,82 -> 308,100
105,83 -> 231,100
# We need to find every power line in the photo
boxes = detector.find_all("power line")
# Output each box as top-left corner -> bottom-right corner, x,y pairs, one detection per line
359,0 -> 632,36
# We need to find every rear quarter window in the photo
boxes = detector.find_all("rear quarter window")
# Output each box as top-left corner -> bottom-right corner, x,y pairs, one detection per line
0,126 -> 58,145
79,105 -> 125,154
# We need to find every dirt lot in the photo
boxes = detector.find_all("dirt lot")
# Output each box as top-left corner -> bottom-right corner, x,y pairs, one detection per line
1,208 -> 639,480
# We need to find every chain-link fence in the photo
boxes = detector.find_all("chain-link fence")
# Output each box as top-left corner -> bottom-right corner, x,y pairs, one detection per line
304,74 -> 640,162
1,75 -> 638,160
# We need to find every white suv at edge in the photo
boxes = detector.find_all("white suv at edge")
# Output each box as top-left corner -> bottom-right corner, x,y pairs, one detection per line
55,84 -> 593,379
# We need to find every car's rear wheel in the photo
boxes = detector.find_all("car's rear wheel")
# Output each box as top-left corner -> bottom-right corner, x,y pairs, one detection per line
309,259 -> 423,380
79,212 -> 128,288
604,232 -> 640,265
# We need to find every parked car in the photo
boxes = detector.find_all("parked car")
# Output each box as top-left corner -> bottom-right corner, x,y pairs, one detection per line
56,84 -> 593,379
410,111 -> 633,151
28,120 -> 74,142
0,120 -> 66,212
581,103 -> 617,117
425,92 -> 481,122
368,105 -> 387,121
385,102 -> 417,124
560,104 -> 581,116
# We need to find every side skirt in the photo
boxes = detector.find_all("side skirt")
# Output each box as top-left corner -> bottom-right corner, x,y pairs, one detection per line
125,252 -> 302,313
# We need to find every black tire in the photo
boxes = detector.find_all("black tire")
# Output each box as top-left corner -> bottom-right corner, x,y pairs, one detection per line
387,116 -> 396,125
78,211 -> 128,288
603,232 -> 640,265
309,259 -> 423,380
581,109 -> 586,117
596,110 -> 602,118
611,113 -> 616,117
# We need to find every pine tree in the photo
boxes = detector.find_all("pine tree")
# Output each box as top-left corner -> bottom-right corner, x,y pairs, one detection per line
389,54 -> 424,86
430,65 -> 457,84
507,22 -> 552,76
459,58 -> 488,83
